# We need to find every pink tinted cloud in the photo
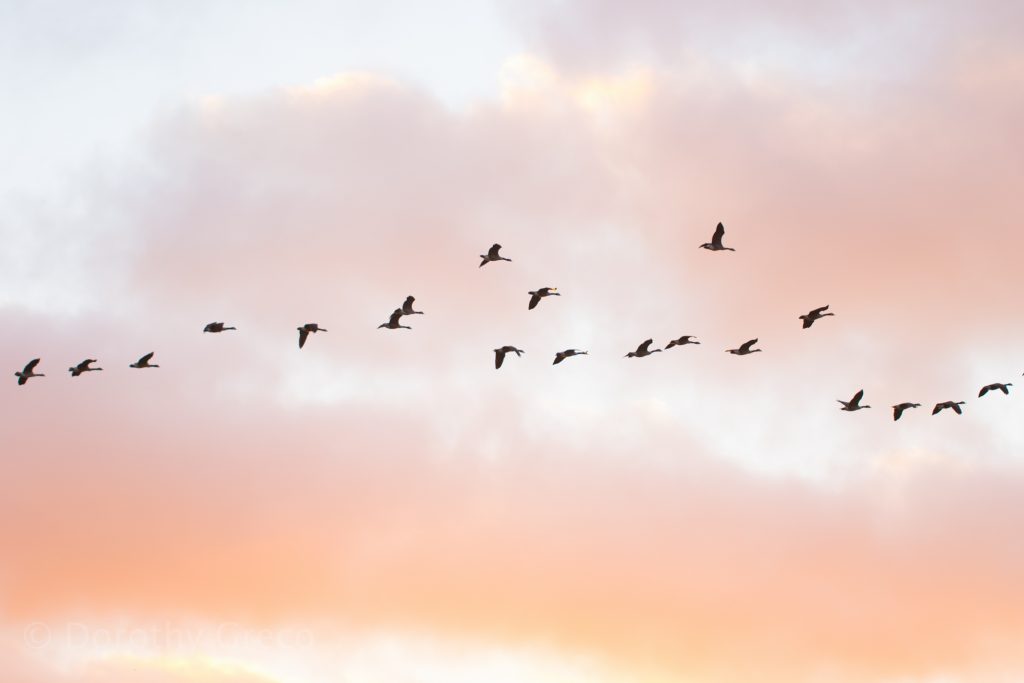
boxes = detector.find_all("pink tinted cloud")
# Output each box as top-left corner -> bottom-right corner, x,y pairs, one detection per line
5,8 -> 1024,680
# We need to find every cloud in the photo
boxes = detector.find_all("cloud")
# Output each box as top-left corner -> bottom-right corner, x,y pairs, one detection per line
5,6 -> 1024,680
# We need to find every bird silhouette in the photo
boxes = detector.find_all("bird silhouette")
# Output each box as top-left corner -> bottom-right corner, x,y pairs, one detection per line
979,382 -> 1012,397
553,349 -> 587,365
401,296 -> 424,315
494,346 -> 524,369
665,335 -> 700,349
378,309 -> 411,330
69,359 -> 103,377
699,222 -> 735,251
528,287 -> 560,310
298,323 -> 327,348
15,358 -> 44,385
838,389 -> 871,411
726,338 -> 761,355
203,322 -> 236,333
130,352 -> 159,369
932,400 -> 966,415
799,305 -> 834,329
625,339 -> 661,358
479,243 -> 512,267
892,402 -> 921,421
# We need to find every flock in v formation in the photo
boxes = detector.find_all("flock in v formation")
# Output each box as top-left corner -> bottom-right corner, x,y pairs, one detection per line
12,223 -> 1017,421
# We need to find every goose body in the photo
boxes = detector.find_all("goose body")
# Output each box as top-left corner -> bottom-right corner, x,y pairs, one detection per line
15,358 -> 44,385
528,287 -> 560,310
203,322 -> 237,333
799,305 -> 834,329
553,349 -> 587,365
838,389 -> 871,411
626,339 -> 661,358
130,352 -> 159,369
699,222 -> 735,251
932,400 -> 966,415
298,323 -> 327,349
892,402 -> 921,421
494,345 -> 524,369
979,382 -> 1012,397
665,335 -> 700,349
726,338 -> 761,355
378,309 -> 411,330
480,243 -> 512,267
69,359 -> 103,377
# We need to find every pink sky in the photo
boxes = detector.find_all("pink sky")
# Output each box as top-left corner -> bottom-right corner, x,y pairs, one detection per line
3,2 -> 1024,682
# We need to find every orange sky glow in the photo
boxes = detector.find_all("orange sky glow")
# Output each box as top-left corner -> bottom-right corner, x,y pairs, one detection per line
2,1 -> 1024,681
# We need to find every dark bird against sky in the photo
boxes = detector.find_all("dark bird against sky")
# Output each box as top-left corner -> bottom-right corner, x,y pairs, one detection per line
130,352 -> 159,368
699,222 -> 734,252
528,287 -> 560,310
69,359 -> 102,377
479,243 -> 511,267
15,358 -> 43,385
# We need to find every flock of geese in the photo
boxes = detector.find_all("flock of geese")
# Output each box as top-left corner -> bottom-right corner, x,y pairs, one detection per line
12,223 -> 1019,422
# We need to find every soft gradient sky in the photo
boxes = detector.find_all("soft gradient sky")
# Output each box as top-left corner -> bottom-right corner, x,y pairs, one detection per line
3,1 -> 1024,682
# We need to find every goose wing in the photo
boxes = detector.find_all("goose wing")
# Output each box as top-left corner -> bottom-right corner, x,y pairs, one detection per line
403,296 -> 415,312
488,244 -> 501,259
893,405 -> 905,421
712,222 -> 725,247
298,327 -> 309,349
23,358 -> 41,373
851,389 -> 864,406
637,339 -> 654,354
495,349 -> 506,369
739,338 -> 757,353
528,292 -> 541,310
389,309 -> 405,326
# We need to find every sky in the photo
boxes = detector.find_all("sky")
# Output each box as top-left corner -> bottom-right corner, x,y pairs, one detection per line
2,1 -> 1024,681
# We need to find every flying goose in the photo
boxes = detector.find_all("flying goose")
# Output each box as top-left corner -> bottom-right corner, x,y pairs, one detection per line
298,323 -> 327,349
799,305 -> 834,329
626,339 -> 661,358
665,335 -> 700,349
15,358 -> 43,385
401,296 -> 424,315
838,389 -> 870,411
528,287 -> 560,310
203,322 -> 236,333
378,309 -> 411,330
130,352 -> 159,369
699,222 -> 735,252
726,338 -> 761,355
979,382 -> 1012,397
69,359 -> 102,377
892,402 -> 921,421
494,345 -> 524,369
553,349 -> 587,365
932,400 -> 966,415
480,243 -> 512,267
